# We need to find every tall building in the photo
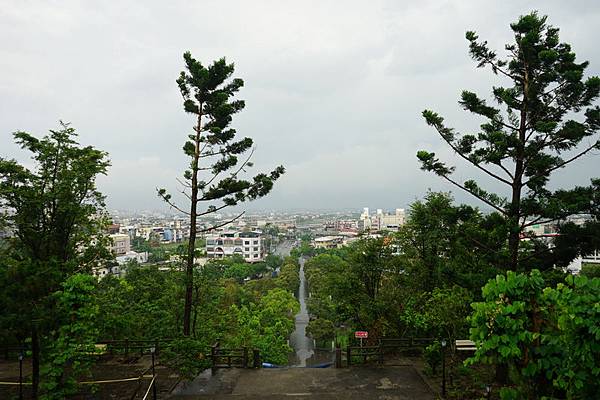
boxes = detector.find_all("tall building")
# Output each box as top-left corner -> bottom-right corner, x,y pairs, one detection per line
359,208 -> 405,232
205,231 -> 265,262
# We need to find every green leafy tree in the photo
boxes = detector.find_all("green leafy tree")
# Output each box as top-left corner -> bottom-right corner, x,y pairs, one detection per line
468,270 -> 600,398
397,191 -> 507,294
424,286 -> 472,341
158,52 -> 284,336
265,254 -> 283,271
275,259 -> 300,294
96,264 -> 183,340
229,288 -> 298,364
0,123 -> 110,397
417,12 -> 600,270
306,318 -> 335,344
40,274 -> 99,399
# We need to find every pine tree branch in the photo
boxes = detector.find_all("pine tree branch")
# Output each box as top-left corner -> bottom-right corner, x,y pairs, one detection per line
176,177 -> 192,189
523,215 -> 568,228
497,161 -> 515,180
483,59 -> 518,81
433,125 -> 513,185
198,148 -> 255,202
196,202 -> 230,217
441,174 -> 508,215
157,190 -> 191,216
197,211 -> 245,233
179,188 -> 192,201
522,139 -> 600,186
494,118 -> 519,132
199,149 -> 229,159
518,245 -> 555,264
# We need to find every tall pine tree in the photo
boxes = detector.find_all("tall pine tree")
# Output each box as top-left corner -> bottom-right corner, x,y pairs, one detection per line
418,12 -> 600,271
159,52 -> 284,336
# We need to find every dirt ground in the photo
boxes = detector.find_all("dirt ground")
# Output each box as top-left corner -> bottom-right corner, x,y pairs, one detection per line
0,354 -> 180,399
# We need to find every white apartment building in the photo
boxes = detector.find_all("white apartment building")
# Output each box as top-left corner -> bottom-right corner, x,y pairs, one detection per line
205,231 -> 265,262
116,250 -> 148,265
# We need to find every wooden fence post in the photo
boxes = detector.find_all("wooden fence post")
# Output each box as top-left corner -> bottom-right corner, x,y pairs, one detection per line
335,345 -> 342,368
253,349 -> 260,368
242,347 -> 248,368
125,338 -> 129,359
346,347 -> 352,367
211,342 -> 219,375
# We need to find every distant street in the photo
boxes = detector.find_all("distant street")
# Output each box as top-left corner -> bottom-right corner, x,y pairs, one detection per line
273,240 -> 294,257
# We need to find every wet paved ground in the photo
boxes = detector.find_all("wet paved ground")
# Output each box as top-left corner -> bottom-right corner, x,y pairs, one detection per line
289,258 -> 314,366
171,366 -> 435,399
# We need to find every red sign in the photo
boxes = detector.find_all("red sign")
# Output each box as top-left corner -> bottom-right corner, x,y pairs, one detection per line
355,331 -> 368,339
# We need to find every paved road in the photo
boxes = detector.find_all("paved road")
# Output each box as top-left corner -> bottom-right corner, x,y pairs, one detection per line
273,240 -> 294,257
172,366 -> 435,399
289,258 -> 314,366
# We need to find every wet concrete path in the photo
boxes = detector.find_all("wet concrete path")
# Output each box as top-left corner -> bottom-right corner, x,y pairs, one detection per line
172,366 -> 435,399
288,258 -> 314,366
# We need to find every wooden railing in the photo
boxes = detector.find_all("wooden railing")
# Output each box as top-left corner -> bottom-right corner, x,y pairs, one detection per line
340,337 -> 437,367
210,342 -> 260,374
96,338 -> 174,358
346,345 -> 383,366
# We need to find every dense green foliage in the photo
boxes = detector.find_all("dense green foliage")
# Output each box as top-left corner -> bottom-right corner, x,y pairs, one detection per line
303,196 -> 478,342
40,274 -> 99,399
94,257 -> 299,374
0,124 -> 110,397
468,270 -> 600,399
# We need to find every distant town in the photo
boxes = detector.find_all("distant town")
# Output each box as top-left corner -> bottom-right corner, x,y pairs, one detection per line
85,207 -> 599,278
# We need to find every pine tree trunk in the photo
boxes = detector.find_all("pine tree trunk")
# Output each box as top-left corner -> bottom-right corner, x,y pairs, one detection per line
32,325 -> 39,399
508,65 -> 529,271
183,113 -> 202,336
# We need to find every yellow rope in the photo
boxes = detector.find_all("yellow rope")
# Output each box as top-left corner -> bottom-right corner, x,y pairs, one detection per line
0,381 -> 32,386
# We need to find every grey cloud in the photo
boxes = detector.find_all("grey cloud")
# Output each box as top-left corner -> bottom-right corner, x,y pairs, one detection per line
1,0 -> 599,212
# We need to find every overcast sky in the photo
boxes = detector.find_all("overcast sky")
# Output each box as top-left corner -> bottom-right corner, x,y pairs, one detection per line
1,1 -> 599,213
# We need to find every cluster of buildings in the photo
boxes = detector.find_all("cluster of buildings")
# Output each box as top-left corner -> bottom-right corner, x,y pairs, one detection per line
358,208 -> 405,232
307,207 -> 406,250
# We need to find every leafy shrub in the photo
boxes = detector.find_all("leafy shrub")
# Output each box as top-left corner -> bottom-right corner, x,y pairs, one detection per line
424,342 -> 442,375
161,338 -> 210,380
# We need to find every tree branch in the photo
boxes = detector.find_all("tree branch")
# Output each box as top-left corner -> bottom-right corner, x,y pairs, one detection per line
196,202 -> 231,217
156,190 -> 191,216
497,160 -> 515,180
522,139 -> 600,186
176,177 -> 192,189
198,148 -> 255,202
433,125 -> 513,186
197,211 -> 245,233
441,174 -> 508,215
